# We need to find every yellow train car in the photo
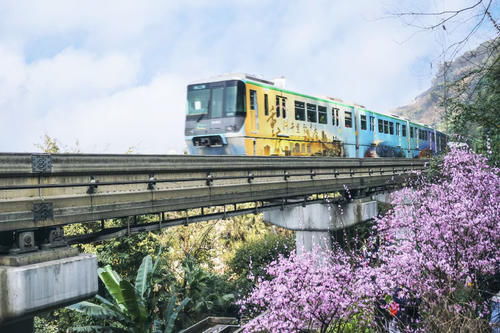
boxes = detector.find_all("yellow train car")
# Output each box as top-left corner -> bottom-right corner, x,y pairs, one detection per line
185,73 -> 445,157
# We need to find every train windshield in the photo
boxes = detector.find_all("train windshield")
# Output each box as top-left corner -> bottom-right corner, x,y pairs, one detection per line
187,80 -> 245,118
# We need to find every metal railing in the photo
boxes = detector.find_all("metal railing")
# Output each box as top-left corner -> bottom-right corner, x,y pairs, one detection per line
0,153 -> 427,233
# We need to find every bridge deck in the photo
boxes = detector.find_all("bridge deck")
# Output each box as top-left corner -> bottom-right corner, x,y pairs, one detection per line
0,154 -> 427,232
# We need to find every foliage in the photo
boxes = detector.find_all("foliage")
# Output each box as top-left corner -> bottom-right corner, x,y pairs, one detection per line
445,43 -> 500,166
176,256 -> 236,328
374,145 -> 500,331
67,252 -> 189,333
228,232 -> 295,297
34,316 -> 59,333
34,134 -> 81,153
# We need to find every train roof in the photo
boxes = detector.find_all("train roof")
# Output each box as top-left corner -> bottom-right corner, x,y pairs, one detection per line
189,73 -> 438,131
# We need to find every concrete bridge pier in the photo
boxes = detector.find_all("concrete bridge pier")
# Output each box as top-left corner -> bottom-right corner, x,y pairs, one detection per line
0,247 -> 98,332
264,198 -> 378,255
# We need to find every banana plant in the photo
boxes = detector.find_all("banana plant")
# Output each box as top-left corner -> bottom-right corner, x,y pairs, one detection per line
153,294 -> 191,333
68,251 -> 189,333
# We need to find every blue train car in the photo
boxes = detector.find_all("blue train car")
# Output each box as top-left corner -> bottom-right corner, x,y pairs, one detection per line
185,73 -> 446,158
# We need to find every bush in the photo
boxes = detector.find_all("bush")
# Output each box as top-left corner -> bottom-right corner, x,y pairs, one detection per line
229,232 -> 295,297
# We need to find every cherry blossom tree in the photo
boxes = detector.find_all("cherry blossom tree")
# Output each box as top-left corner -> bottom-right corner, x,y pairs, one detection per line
240,145 -> 499,332
374,144 -> 500,331
240,247 -> 380,333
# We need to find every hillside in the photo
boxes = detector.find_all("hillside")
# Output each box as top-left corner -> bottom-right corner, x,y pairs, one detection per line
391,39 -> 499,130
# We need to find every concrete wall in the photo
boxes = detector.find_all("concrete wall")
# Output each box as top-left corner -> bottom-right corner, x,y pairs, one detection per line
0,253 -> 98,323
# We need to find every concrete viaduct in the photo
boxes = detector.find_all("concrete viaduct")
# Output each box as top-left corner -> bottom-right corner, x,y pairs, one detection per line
0,153 -> 426,331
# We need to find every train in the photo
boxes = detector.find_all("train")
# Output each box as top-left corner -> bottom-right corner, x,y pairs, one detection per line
184,73 -> 447,158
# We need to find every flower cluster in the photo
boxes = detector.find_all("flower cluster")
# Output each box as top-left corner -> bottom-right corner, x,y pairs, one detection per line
241,246 -> 381,333
240,145 -> 499,332
375,145 -> 499,296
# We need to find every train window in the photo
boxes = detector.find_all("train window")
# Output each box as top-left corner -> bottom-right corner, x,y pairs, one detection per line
410,127 -> 414,138
276,96 -> 280,118
369,116 -> 375,131
282,98 -> 287,118
188,81 -> 245,118
384,120 -> 389,134
345,111 -> 352,128
318,106 -> 327,124
361,115 -> 367,130
402,124 -> 407,137
396,123 -> 400,136
332,107 -> 340,126
264,94 -> 269,116
378,119 -> 383,133
295,101 -> 305,121
307,103 -> 317,123
211,86 -> 224,118
250,90 -> 257,110
224,82 -> 246,117
389,122 -> 394,135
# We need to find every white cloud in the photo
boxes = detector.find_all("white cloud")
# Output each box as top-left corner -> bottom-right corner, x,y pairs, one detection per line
0,0 -> 496,153
0,45 -> 144,152
43,74 -> 187,154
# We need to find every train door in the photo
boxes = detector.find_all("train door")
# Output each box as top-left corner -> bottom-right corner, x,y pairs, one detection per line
354,107 -> 360,158
406,120 -> 411,157
248,88 -> 258,134
275,93 -> 289,155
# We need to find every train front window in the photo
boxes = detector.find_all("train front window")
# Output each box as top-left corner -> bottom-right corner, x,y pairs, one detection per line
187,80 -> 245,118
211,86 -> 224,118
225,84 -> 244,116
187,86 -> 210,115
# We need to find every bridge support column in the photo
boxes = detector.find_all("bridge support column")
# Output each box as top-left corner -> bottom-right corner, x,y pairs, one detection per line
0,248 -> 98,331
264,198 -> 378,255
371,191 -> 393,204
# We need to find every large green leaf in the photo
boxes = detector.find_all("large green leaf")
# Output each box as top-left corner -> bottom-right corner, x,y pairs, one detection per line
95,295 -> 129,322
151,247 -> 162,276
66,301 -> 122,320
164,296 -> 190,333
135,254 -> 152,298
120,280 -> 148,323
98,266 -> 126,310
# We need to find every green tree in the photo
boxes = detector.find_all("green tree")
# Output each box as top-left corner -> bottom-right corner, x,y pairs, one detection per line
446,48 -> 500,165
67,252 -> 189,333
176,256 -> 236,328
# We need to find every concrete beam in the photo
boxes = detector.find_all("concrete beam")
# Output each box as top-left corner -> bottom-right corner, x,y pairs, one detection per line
264,199 -> 377,254
371,191 -> 393,204
263,199 -> 377,231
0,252 -> 98,324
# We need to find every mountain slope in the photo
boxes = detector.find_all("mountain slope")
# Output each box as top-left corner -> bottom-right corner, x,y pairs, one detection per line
391,39 -> 499,130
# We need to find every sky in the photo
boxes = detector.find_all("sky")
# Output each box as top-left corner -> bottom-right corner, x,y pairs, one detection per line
0,0 -> 497,154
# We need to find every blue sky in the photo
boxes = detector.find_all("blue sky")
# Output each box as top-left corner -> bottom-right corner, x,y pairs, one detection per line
0,0 -> 497,153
